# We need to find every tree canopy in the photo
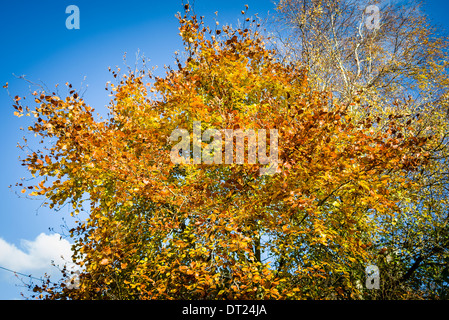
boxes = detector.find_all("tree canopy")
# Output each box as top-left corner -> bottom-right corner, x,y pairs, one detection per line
9,2 -> 448,299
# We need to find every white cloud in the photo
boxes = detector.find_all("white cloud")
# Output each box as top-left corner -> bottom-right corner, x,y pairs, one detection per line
0,233 -> 74,277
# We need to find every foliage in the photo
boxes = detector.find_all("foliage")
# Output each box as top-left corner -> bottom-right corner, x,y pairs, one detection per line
9,5 -> 437,299
272,0 -> 449,298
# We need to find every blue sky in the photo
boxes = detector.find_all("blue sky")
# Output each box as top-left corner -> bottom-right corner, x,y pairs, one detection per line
0,0 -> 448,300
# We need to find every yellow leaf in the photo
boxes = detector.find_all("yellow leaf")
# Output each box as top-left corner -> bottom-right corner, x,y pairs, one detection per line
359,180 -> 370,191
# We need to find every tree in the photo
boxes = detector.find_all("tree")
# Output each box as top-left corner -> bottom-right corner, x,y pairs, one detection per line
11,6 -> 432,299
271,0 -> 449,298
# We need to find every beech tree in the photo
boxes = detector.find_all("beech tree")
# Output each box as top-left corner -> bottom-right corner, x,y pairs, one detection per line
10,6 -> 434,299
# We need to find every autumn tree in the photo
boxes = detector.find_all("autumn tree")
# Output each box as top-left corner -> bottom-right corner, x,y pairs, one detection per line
271,0 -> 449,298
10,5 -> 433,299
